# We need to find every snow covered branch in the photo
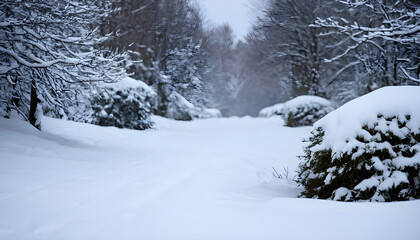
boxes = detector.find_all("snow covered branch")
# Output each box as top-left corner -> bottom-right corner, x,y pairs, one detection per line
316,0 -> 420,88
0,0 -> 128,127
400,66 -> 420,83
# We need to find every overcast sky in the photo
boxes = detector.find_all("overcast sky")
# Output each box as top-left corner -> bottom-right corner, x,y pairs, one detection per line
196,0 -> 258,41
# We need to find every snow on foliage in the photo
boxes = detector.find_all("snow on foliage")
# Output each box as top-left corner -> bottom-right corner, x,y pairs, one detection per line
315,0 -> 420,87
259,103 -> 285,118
0,0 -> 127,129
89,77 -> 155,130
259,95 -> 334,127
298,86 -> 420,201
103,77 -> 155,95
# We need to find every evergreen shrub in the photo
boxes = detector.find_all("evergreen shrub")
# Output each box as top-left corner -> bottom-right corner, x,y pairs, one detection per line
90,80 -> 155,130
298,115 -> 420,201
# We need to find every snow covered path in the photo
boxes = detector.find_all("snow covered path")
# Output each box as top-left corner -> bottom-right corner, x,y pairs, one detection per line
0,116 -> 419,240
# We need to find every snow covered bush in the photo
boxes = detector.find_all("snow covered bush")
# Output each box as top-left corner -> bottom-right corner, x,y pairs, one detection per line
297,87 -> 420,202
200,108 -> 223,119
89,77 -> 155,130
165,91 -> 222,121
259,96 -> 333,127
259,103 -> 285,118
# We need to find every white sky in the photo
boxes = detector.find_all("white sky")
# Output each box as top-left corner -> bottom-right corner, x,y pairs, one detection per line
196,0 -> 257,41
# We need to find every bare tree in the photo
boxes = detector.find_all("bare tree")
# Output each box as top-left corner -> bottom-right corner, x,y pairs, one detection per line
315,0 -> 420,90
251,0 -> 334,97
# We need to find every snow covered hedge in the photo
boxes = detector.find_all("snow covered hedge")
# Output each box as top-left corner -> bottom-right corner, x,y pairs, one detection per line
89,77 -> 155,130
297,87 -> 420,202
259,96 -> 333,127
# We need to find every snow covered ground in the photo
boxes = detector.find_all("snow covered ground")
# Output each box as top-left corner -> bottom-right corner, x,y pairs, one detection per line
0,116 -> 419,240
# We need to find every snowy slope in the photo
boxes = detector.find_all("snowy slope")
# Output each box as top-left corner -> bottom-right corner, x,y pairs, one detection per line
0,116 -> 419,240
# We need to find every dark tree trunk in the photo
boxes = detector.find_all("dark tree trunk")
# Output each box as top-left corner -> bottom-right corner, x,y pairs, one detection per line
28,79 -> 41,130
156,81 -> 169,116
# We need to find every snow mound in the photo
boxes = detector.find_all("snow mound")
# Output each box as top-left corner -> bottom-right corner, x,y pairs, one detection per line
298,86 -> 420,201
166,91 -> 222,120
201,108 -> 223,118
259,95 -> 334,127
314,86 -> 420,156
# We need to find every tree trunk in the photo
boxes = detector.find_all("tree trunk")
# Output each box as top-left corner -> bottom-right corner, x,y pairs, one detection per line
28,79 -> 41,130
156,80 -> 169,116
